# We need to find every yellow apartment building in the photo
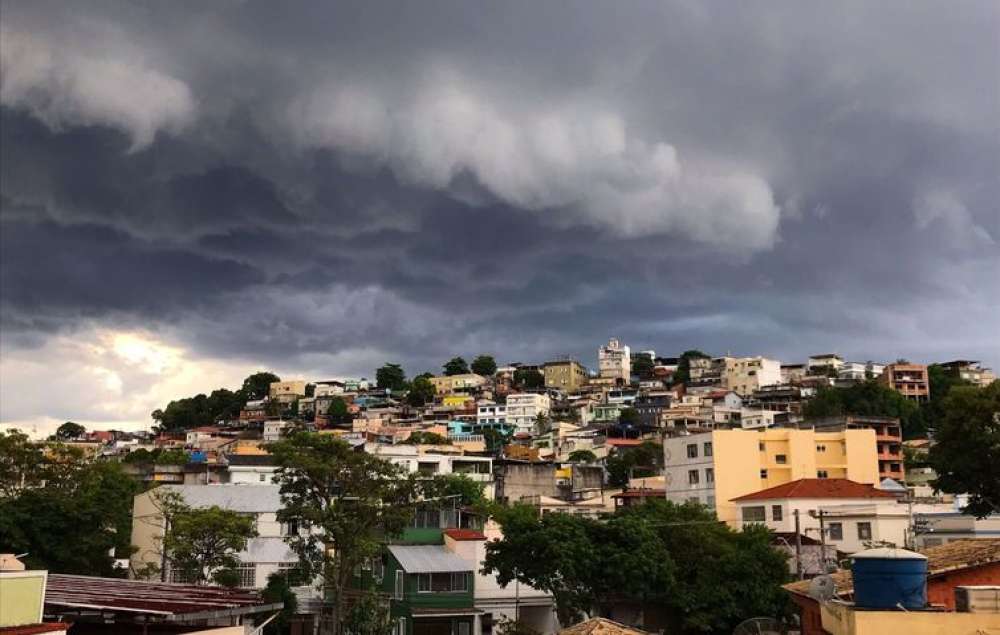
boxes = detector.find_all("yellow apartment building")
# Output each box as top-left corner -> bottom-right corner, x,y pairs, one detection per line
429,374 -> 487,395
663,427 -> 879,526
543,359 -> 589,392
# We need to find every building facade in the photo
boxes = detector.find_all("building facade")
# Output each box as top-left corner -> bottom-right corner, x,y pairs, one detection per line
543,359 -> 589,392
597,338 -> 631,385
878,363 -> 930,402
505,393 -> 551,433
722,357 -> 781,396
663,428 -> 880,526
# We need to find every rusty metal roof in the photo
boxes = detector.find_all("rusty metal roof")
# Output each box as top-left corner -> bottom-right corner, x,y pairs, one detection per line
45,574 -> 281,621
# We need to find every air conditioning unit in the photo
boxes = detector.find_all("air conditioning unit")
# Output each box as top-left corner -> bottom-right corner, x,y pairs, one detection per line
955,586 -> 1000,613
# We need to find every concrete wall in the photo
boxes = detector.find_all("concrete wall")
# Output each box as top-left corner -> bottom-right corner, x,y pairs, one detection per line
0,571 -> 46,627
821,601 -> 1000,635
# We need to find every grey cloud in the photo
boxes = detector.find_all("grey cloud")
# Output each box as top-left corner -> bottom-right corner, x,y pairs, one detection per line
0,0 -> 998,430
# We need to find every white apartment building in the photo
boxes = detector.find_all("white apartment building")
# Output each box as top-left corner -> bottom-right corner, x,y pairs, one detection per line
807,354 -> 844,372
722,356 -> 781,396
131,485 -> 306,592
505,393 -> 551,433
476,401 -> 507,426
598,338 -> 631,384
838,362 -> 886,381
225,454 -> 279,485
368,444 -> 496,498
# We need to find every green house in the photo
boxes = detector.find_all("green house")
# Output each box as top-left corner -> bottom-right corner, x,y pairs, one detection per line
382,544 -> 480,635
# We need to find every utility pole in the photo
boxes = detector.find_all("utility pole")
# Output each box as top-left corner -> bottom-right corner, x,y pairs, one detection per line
794,509 -> 803,580
818,509 -> 828,573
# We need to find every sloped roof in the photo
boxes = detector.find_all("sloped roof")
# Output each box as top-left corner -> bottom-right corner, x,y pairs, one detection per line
160,484 -> 282,512
783,538 -> 1000,599
731,478 -> 894,502
559,617 -> 649,635
387,545 -> 472,573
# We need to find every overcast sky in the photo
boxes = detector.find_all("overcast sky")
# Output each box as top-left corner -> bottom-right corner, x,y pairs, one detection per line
1,1 -> 998,435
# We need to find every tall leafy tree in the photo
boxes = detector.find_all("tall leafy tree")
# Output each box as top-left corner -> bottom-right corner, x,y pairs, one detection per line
514,368 -> 545,389
54,421 -> 86,440
241,371 -> 281,401
567,449 -> 597,463
376,363 -> 407,391
326,397 -> 353,425
0,429 -> 45,498
269,433 -> 419,631
929,381 -> 1000,518
631,353 -> 654,379
471,355 -> 498,377
804,379 -> 926,438
443,357 -> 470,376
673,350 -> 710,385
407,375 -> 436,406
163,501 -> 259,586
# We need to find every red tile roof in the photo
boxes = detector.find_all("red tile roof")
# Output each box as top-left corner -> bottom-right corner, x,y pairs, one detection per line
444,528 -> 486,541
731,478 -> 895,502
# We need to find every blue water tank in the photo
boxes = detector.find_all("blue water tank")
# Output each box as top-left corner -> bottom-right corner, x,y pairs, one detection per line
851,547 -> 927,609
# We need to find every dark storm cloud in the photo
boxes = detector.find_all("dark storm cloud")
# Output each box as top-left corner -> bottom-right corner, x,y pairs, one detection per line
1,0 -> 998,411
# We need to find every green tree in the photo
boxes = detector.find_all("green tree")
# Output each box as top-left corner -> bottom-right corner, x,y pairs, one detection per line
326,397 -> 353,425
483,427 -> 513,456
0,429 -> 45,498
54,421 -> 86,440
163,501 -> 258,586
471,355 -> 498,377
514,368 -> 545,389
376,363 -> 408,391
673,350 -> 710,385
567,449 -> 597,463
241,371 -> 281,402
631,353 -> 654,379
0,460 -> 142,576
343,593 -> 394,635
929,381 -> 1000,518
443,357 -> 470,376
261,572 -> 299,635
403,431 -> 451,445
534,412 -> 551,436
407,376 -> 436,406
804,379 -> 926,438
269,433 -> 419,631
422,473 -> 488,508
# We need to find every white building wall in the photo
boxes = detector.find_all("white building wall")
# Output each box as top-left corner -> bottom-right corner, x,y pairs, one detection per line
662,432 -> 718,510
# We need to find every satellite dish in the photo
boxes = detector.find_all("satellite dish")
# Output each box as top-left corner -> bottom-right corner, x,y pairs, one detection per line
808,574 -> 836,602
732,617 -> 784,635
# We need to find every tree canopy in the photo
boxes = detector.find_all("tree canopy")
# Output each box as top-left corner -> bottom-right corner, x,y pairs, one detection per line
403,431 -> 451,445
471,355 -> 498,376
160,495 -> 259,586
269,433 -> 419,630
407,375 -> 436,406
567,449 -> 597,463
443,357 -> 470,376
606,442 -> 663,488
241,371 -> 281,401
631,353 -> 654,379
929,381 -> 1000,518
54,421 -> 86,440
0,444 -> 142,576
325,397 -> 353,425
514,368 -> 545,389
803,379 -> 927,438
483,500 -> 788,632
376,363 -> 407,391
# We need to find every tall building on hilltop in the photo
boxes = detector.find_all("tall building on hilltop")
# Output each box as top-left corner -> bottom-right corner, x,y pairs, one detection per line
598,338 -> 631,385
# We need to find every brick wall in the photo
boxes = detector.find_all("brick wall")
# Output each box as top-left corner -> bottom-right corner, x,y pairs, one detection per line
927,561 -> 1000,609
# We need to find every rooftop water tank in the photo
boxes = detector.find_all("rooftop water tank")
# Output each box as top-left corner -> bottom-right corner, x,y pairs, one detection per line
851,547 -> 927,609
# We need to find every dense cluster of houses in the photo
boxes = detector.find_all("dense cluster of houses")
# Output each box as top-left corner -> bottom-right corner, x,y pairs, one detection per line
23,342 -> 999,635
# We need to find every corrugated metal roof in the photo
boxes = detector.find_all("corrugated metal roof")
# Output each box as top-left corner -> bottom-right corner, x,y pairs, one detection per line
161,484 -> 283,512
45,574 -> 273,617
387,545 -> 472,573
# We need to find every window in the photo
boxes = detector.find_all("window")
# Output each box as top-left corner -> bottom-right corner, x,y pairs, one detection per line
706,496 -> 716,509
772,505 -> 783,521
278,563 -> 303,586
417,572 -> 468,593
775,454 -> 787,465
816,444 -> 826,452
686,444 -> 698,458
817,470 -> 829,479
759,442 -> 766,451
458,622 -> 471,635
857,522 -> 872,541
688,469 -> 699,485
705,468 -> 714,483
703,442 -> 713,457
827,522 -> 843,541
282,520 -> 299,536
413,508 -> 441,529
236,563 -> 256,588
742,506 -> 766,522
760,469 -> 768,479
259,473 -> 267,482
395,570 -> 404,600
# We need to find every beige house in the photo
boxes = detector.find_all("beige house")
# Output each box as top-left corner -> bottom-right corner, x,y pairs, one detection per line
722,356 -> 782,396
544,359 -> 589,392
598,338 -> 631,384
268,380 -> 306,404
